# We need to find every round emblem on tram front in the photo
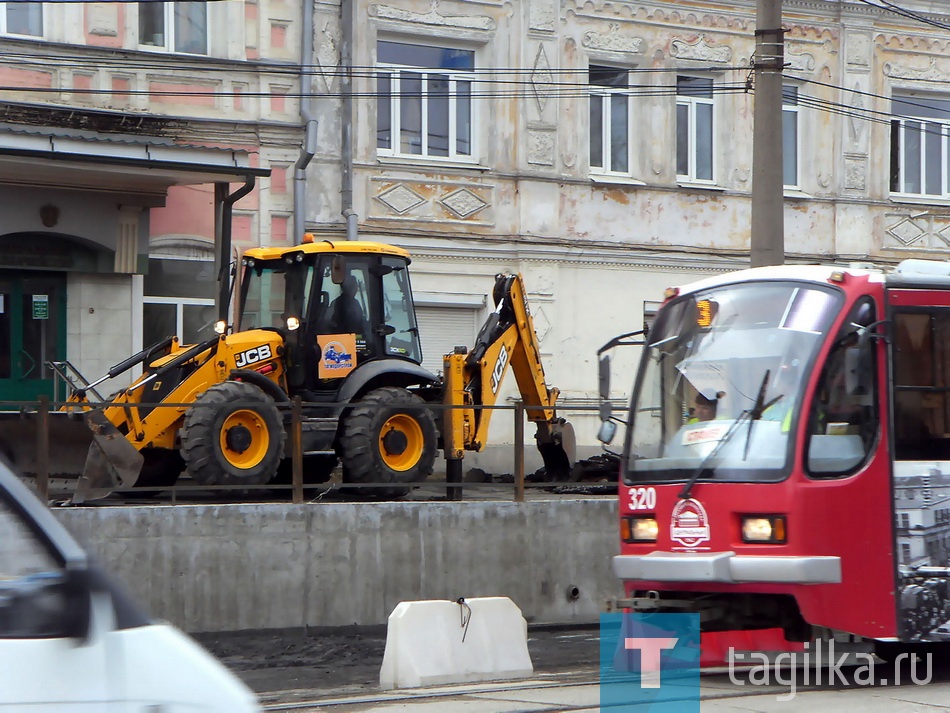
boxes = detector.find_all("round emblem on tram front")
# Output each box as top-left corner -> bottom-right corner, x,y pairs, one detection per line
670,498 -> 711,548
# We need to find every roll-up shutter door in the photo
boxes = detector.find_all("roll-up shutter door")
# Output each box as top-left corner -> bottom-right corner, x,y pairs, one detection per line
416,306 -> 479,375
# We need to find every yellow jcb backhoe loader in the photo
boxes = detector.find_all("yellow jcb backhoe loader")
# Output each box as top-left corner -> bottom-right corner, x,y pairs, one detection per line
0,237 -> 574,501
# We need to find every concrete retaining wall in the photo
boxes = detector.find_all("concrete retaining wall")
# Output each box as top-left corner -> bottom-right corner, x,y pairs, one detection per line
55,499 -> 622,633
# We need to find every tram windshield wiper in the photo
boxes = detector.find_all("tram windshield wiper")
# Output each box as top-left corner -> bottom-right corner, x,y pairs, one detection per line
743,370 -> 783,459
678,370 -> 781,501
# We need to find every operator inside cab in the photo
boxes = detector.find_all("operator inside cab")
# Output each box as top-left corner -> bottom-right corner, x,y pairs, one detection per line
327,274 -> 368,336
317,257 -> 370,349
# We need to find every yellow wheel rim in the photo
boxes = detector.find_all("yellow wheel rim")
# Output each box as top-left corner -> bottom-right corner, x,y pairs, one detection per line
378,414 -> 424,471
219,409 -> 270,469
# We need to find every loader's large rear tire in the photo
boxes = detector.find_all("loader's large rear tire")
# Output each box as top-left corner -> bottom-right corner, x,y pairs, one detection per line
180,381 -> 285,487
339,387 -> 437,499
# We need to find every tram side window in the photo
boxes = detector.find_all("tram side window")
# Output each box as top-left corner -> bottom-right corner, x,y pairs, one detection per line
806,298 -> 879,477
893,310 -> 950,460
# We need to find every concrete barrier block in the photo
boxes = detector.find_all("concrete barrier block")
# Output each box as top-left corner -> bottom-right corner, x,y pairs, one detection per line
379,596 -> 534,689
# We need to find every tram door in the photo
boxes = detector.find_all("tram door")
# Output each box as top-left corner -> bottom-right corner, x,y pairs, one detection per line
0,271 -> 67,403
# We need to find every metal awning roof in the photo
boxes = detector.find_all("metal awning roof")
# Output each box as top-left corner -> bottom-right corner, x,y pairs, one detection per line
0,122 -> 270,197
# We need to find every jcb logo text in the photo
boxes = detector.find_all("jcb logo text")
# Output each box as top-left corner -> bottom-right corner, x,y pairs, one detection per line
490,345 -> 509,394
235,344 -> 273,369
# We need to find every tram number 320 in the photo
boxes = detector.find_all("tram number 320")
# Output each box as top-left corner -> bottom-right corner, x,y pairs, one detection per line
629,487 -> 657,510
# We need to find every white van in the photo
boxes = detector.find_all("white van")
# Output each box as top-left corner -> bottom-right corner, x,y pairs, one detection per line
0,461 -> 260,711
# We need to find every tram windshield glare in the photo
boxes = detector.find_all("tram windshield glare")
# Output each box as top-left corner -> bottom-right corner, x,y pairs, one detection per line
625,282 -> 842,484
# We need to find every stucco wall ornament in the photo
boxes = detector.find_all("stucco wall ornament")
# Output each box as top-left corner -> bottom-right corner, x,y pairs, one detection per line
886,216 -> 927,247
785,45 -> 816,73
531,44 -> 555,115
846,32 -> 871,68
846,86 -> 868,149
315,22 -> 340,94
376,184 -> 426,215
884,58 -> 947,83
938,224 -> 950,248
529,0 -> 556,32
671,35 -> 732,63
372,3 -> 496,32
844,156 -> 867,192
528,129 -> 556,166
582,24 -> 645,55
440,188 -> 488,218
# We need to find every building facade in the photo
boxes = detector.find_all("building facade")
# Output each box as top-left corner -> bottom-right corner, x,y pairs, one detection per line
301,0 -> 950,468
5,1 -> 950,472
0,1 -> 302,399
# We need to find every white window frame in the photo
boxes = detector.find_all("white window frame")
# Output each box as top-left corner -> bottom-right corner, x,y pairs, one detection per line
142,296 -> 215,343
376,40 -> 477,162
782,85 -> 800,190
0,2 -> 44,38
589,65 -> 632,176
143,256 -> 215,346
676,75 -> 716,184
138,2 -> 208,56
891,93 -> 950,200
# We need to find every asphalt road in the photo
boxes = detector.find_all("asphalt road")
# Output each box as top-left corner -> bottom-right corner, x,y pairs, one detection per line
196,625 -> 601,706
197,628 -> 950,712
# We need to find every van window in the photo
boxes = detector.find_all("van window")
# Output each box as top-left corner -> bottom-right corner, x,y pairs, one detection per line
0,498 -> 68,638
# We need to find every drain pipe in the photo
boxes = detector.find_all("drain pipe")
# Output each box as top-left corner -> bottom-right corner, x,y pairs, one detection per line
216,177 -> 256,321
340,0 -> 358,241
294,0 -> 317,245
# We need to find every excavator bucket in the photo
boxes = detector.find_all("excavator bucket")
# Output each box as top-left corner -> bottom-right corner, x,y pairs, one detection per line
536,419 -> 576,481
0,408 -> 142,502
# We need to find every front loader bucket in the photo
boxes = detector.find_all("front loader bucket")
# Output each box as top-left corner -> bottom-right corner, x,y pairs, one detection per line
0,410 -> 94,496
536,419 -> 576,481
0,409 -> 142,503
73,410 -> 143,504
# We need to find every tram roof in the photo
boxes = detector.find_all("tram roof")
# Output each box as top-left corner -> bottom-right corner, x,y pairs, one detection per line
674,264 -> 886,297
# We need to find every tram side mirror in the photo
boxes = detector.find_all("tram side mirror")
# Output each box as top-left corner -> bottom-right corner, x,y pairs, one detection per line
597,355 -> 615,444
844,344 -> 872,396
598,355 -> 611,401
597,420 -> 617,445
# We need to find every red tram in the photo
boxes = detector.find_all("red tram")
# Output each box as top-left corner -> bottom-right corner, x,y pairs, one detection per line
599,260 -> 950,652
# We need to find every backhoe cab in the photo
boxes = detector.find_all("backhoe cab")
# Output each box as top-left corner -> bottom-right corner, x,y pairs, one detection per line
0,238 -> 573,501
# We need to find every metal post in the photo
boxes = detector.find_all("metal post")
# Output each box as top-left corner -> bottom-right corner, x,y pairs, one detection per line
514,402 -> 525,503
446,457 -> 463,501
36,395 -> 49,501
750,0 -> 785,267
292,396 -> 303,504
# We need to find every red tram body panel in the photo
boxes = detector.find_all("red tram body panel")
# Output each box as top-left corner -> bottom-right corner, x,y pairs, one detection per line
607,261 -> 950,647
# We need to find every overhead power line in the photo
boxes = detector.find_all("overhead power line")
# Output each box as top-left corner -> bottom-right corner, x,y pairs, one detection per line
854,0 -> 950,34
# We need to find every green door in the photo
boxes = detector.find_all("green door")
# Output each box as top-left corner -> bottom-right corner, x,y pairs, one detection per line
0,271 -> 67,404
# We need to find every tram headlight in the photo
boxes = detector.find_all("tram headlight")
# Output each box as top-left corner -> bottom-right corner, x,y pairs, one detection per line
622,516 -> 658,543
741,515 -> 787,544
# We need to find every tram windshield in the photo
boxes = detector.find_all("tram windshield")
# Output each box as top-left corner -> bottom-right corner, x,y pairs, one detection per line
624,281 -> 842,484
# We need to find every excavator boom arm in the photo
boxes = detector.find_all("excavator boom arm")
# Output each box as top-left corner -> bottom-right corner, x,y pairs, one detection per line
442,273 -> 574,478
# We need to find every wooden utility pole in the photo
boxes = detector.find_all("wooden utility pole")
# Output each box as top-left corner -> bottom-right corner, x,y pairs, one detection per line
750,0 -> 785,267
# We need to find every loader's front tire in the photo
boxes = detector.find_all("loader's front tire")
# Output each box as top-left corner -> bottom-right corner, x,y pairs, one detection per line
339,387 -> 437,498
180,381 -> 285,487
